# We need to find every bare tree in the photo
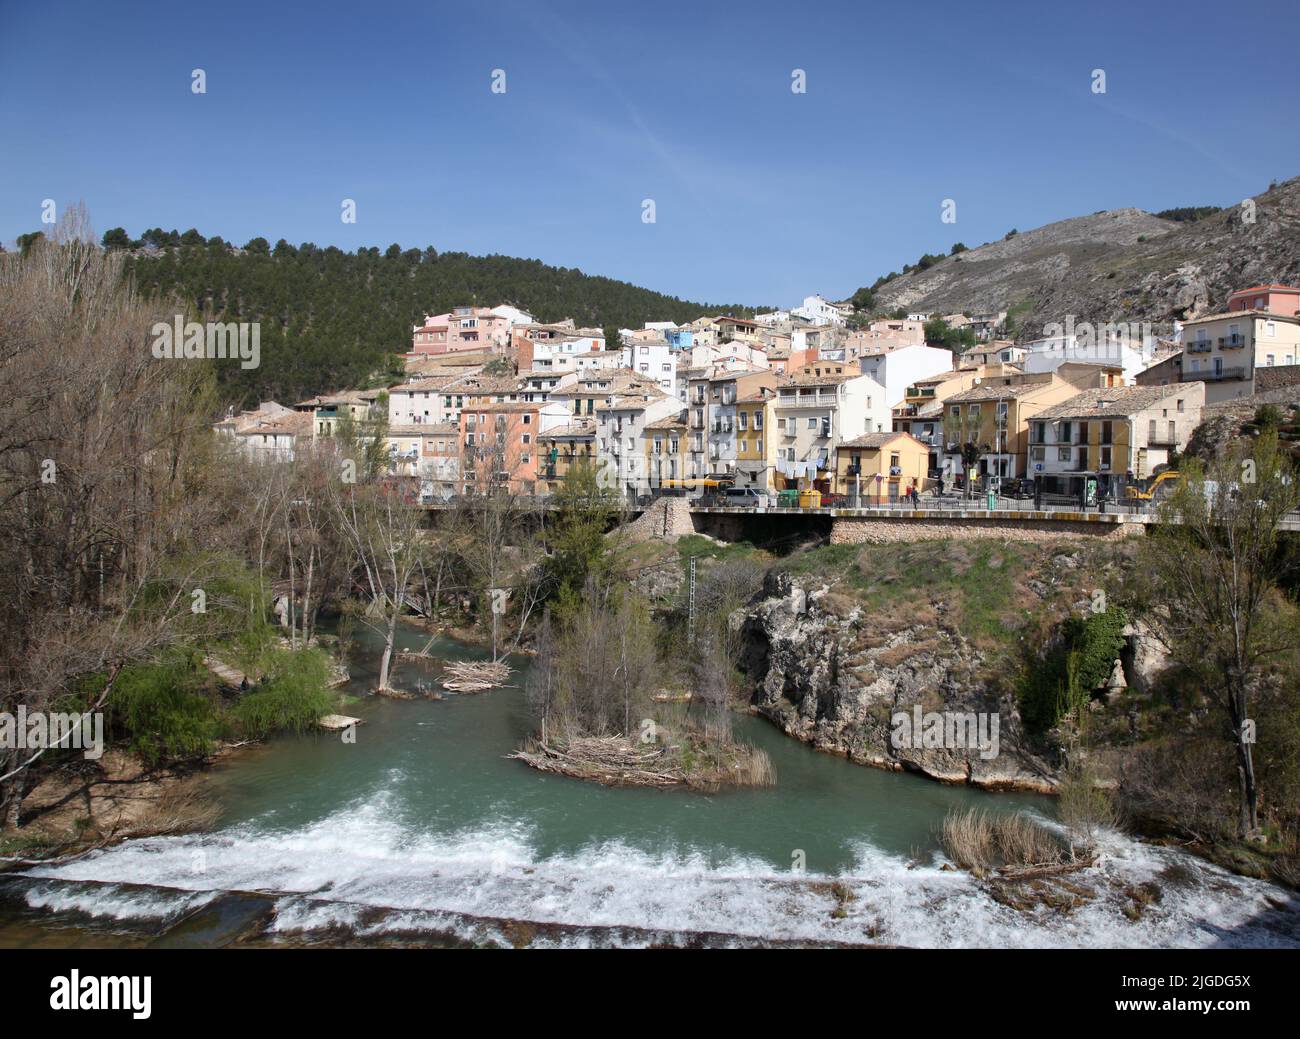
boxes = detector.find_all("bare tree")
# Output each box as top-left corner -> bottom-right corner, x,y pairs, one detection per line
0,211 -> 257,823
331,476 -> 428,693
1134,433 -> 1300,837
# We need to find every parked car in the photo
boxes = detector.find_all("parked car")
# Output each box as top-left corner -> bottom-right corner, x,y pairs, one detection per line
721,486 -> 771,507
818,492 -> 849,507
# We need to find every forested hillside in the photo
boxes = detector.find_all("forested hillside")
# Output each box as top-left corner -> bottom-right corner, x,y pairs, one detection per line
109,231 -> 757,405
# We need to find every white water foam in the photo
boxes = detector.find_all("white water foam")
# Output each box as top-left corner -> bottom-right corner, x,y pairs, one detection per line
21,794 -> 1299,948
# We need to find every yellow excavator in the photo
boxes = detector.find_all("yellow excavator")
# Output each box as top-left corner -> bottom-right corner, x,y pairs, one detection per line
1124,470 -> 1180,501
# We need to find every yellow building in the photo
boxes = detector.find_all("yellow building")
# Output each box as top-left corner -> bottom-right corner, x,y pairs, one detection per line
734,386 -> 778,490
835,432 -> 930,502
644,416 -> 688,488
941,370 -> 1104,485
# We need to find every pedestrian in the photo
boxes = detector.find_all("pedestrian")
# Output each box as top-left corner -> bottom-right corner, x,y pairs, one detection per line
910,484 -> 920,508
937,474 -> 945,497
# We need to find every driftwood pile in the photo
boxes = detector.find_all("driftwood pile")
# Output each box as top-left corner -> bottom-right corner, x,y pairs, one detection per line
398,635 -> 440,663
509,735 -> 685,787
441,659 -> 513,693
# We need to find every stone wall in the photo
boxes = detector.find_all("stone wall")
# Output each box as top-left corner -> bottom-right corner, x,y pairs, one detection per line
622,495 -> 696,543
830,514 -> 1142,545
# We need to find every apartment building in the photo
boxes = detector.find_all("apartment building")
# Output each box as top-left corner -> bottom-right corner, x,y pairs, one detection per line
792,294 -> 852,326
1175,311 -> 1300,403
941,370 -> 1103,485
734,386 -> 778,490
459,400 -> 568,496
857,343 -> 956,411
386,421 -> 460,501
891,368 -> 984,474
411,306 -> 516,355
516,333 -> 611,374
1027,383 -> 1205,498
1021,329 -> 1155,384
227,410 -> 313,463
644,416 -> 688,489
622,339 -> 677,393
773,371 -> 888,493
963,341 -> 1025,367
536,419 -> 597,495
596,389 -> 680,500
1227,284 -> 1300,316
705,369 -> 782,481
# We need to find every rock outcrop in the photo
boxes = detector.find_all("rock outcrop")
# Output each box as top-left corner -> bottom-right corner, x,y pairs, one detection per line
740,570 -> 1057,792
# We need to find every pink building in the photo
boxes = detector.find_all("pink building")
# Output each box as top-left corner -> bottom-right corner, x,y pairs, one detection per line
1227,285 -> 1300,317
411,306 -> 512,355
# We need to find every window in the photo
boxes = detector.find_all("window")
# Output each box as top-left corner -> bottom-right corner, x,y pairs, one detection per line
1057,446 -> 1072,461
1267,321 -> 1277,338
522,433 -> 531,444
807,417 -> 818,429
1100,446 -> 1112,470
1176,398 -> 1184,413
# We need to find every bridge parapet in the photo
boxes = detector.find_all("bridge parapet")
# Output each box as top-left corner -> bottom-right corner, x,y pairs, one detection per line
828,509 -> 1146,545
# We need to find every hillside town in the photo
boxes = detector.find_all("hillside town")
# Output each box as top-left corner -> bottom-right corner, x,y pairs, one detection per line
217,287 -> 1300,509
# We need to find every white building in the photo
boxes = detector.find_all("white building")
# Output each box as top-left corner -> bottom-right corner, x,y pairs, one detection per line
857,344 -> 956,410
596,389 -> 681,500
1021,328 -> 1156,384
792,294 -> 852,326
622,340 -> 677,394
773,372 -> 889,490
489,304 -> 535,328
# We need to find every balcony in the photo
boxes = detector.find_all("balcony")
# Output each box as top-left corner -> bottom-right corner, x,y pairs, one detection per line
1199,366 -> 1249,382
1219,335 -> 1246,349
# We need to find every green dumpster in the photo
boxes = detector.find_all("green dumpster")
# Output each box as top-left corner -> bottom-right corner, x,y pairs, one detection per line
777,489 -> 799,509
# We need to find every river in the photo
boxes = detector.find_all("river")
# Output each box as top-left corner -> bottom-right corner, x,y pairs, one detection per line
1,623 -> 1297,948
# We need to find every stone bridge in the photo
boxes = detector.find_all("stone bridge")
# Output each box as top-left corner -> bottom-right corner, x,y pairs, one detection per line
688,505 -> 1149,545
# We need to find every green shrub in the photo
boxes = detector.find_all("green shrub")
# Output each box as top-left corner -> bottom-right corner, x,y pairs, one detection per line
230,648 -> 334,737
1019,607 -> 1127,738
109,653 -> 222,765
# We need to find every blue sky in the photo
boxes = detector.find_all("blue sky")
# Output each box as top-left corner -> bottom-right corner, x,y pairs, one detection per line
2,0 -> 1296,307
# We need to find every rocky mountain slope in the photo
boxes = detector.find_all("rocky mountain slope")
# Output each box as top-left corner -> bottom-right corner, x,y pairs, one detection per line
872,176 -> 1300,339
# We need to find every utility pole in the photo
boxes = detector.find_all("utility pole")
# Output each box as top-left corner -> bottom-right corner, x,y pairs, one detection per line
687,556 -> 697,646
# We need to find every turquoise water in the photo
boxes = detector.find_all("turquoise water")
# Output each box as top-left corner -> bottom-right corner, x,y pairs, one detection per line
6,623 -> 1299,948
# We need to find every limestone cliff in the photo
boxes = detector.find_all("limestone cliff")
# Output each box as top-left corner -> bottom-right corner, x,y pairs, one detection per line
737,540 -> 1169,793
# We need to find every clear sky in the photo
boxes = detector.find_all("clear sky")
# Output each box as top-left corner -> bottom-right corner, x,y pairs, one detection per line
2,0 -> 1296,308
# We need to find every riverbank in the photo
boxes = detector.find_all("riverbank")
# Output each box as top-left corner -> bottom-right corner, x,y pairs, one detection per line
0,747 -> 237,867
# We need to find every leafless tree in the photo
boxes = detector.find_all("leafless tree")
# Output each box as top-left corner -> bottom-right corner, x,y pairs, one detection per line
1134,433 -> 1300,838
0,210 -> 255,823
